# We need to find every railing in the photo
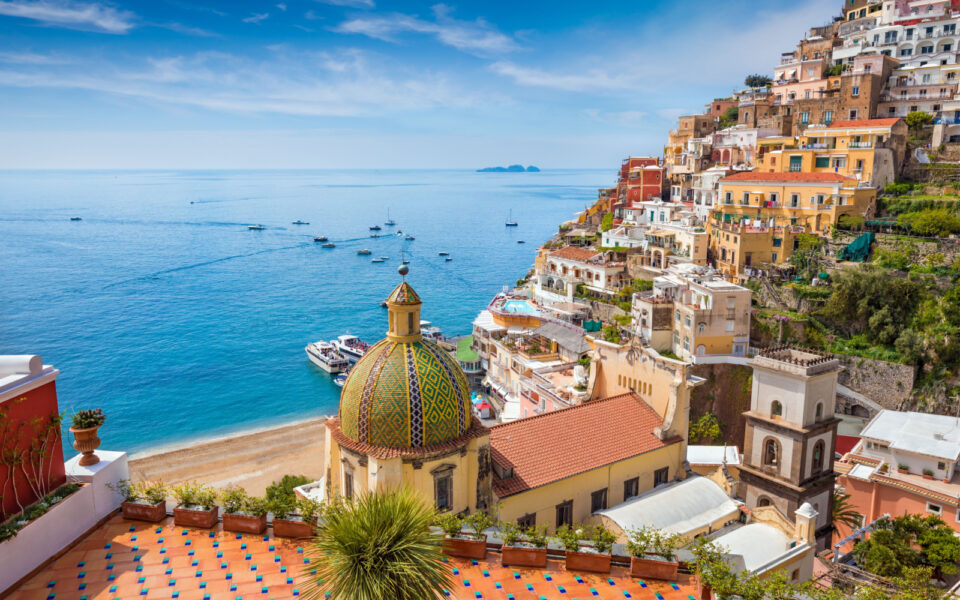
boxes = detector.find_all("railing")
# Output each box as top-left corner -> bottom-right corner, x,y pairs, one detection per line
849,142 -> 873,149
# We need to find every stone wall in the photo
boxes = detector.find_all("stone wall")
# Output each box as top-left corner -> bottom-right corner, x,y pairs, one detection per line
836,355 -> 917,409
590,302 -> 628,324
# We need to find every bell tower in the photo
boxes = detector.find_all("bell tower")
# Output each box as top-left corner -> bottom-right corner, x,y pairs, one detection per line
739,346 -> 841,551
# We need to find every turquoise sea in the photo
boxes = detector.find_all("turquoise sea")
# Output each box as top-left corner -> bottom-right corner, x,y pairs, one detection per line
0,170 -> 607,453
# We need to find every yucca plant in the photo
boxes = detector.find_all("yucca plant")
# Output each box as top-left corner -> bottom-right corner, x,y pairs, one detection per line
300,487 -> 453,600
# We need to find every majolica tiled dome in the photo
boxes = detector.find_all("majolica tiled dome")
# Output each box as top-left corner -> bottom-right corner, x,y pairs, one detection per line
338,279 -> 471,449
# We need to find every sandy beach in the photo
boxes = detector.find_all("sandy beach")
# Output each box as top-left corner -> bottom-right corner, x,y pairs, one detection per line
128,417 -> 328,496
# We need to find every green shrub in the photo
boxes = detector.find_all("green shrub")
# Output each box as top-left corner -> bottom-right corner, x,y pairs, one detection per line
266,474 -> 311,504
219,485 -> 248,514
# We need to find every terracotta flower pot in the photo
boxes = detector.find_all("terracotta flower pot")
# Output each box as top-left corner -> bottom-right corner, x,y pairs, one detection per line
273,517 -> 315,539
564,549 -> 612,573
122,500 -> 167,523
442,534 -> 487,560
502,545 -> 547,568
922,473 -> 934,480
69,426 -> 101,467
223,512 -> 267,535
697,578 -> 713,600
630,554 -> 679,580
174,505 -> 219,529
897,468 -> 909,474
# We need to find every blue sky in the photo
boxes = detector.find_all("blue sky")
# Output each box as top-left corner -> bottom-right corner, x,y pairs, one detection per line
0,0 -> 838,168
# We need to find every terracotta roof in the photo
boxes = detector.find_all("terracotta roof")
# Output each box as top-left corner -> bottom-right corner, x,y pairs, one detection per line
326,416 -> 489,459
828,118 -> 900,129
719,171 -> 855,184
489,393 -> 679,498
550,246 -> 600,262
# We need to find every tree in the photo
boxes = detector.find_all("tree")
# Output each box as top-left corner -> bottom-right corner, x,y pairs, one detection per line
905,110 -> 934,131
719,105 -> 740,129
852,514 -> 960,579
789,233 -> 825,279
301,488 -> 453,600
831,492 -> 863,537
600,212 -> 614,232
745,74 -> 772,88
689,413 -> 722,444
822,265 -> 922,342
897,209 -> 960,237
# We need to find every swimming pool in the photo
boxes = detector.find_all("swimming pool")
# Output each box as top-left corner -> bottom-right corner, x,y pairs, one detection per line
502,300 -> 540,315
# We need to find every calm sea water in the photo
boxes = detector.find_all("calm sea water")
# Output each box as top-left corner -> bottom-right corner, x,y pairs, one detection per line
0,170 -> 606,453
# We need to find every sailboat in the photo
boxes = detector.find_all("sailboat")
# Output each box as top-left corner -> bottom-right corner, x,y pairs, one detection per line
385,208 -> 396,227
505,209 -> 518,227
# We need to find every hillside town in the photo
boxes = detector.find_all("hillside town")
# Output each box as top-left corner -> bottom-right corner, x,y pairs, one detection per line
4,1 -> 960,599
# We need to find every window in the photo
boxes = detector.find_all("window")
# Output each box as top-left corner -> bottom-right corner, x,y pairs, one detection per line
789,156 -> 803,172
815,156 -> 830,168
343,470 -> 354,499
624,477 -> 640,500
757,496 -> 772,507
433,464 -> 455,511
654,467 -> 669,487
790,193 -> 800,207
772,400 -> 783,417
816,402 -> 823,418
725,320 -> 735,332
724,192 -> 732,205
927,502 -> 943,516
591,488 -> 608,512
769,192 -> 779,205
939,461 -> 947,471
675,310 -> 680,323
812,440 -> 825,474
517,513 -> 536,528
921,45 -> 933,54
764,438 -> 781,468
801,111 -> 810,124
742,192 -> 750,205
900,48 -> 913,57
851,86 -> 860,97
684,315 -> 691,328
556,500 -> 573,528
824,110 -> 833,124
849,109 -> 858,120
408,312 -> 414,331
773,237 -> 783,247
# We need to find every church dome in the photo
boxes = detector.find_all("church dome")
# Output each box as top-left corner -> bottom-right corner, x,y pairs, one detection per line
338,279 -> 471,449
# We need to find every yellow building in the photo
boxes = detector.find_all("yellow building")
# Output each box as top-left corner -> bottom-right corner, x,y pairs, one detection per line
756,118 -> 906,188
714,171 -> 876,237
709,218 -> 804,280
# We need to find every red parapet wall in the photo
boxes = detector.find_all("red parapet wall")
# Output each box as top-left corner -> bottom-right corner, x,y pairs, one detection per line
0,380 -> 66,519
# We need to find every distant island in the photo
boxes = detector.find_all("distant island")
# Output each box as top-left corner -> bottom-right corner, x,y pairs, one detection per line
477,164 -> 540,173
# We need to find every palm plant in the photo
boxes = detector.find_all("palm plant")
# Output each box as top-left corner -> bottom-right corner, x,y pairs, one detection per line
300,487 -> 453,600
832,492 -> 863,536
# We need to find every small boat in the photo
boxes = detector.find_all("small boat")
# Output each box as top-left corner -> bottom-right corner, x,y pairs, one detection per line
517,240 -> 526,244
385,209 -> 396,227
292,220 -> 310,225
357,249 -> 372,255
405,235 -> 415,241
334,372 -> 349,388
438,252 -> 449,256
371,257 -> 385,263
247,224 -> 266,231
401,259 -> 410,265
420,321 -> 444,342
396,230 -> 403,236
369,225 -> 382,231
379,256 -> 389,260
334,335 -> 370,361
305,341 -> 350,373
445,256 -> 453,261
505,209 -> 518,227
322,242 -> 336,248
313,236 -> 328,242
370,233 -> 380,238
380,300 -> 388,308
69,216 -> 82,221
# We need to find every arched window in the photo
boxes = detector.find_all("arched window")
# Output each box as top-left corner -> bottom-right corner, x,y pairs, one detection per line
757,496 -> 772,507
763,438 -> 780,469
815,402 -> 823,419
771,400 -> 783,418
812,440 -> 825,474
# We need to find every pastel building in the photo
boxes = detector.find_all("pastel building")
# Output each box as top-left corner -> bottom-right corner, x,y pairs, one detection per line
534,246 -> 627,303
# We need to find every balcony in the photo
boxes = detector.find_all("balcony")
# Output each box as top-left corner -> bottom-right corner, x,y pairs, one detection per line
848,141 -> 873,149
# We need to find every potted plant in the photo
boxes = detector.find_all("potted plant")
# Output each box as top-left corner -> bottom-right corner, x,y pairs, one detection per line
438,512 -> 490,560
69,409 -> 105,466
172,481 -> 219,529
115,480 -> 168,522
500,522 -> 548,568
626,527 -> 682,580
271,496 -> 321,539
878,463 -> 889,473
898,464 -> 909,474
560,524 -> 613,573
221,486 -> 268,534
922,468 -> 935,480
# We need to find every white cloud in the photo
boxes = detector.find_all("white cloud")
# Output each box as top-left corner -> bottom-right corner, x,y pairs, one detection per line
334,5 -> 518,55
158,21 -> 219,37
0,0 -> 135,33
490,61 -> 635,92
317,0 -> 374,8
0,50 -> 74,65
243,12 -> 269,24
276,3 -> 286,11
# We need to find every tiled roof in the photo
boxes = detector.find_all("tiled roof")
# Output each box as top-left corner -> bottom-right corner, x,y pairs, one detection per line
9,513 -> 697,600
386,281 -> 421,305
326,416 -> 489,459
489,393 -> 679,497
719,171 -> 855,184
549,246 -> 600,262
829,118 -> 901,129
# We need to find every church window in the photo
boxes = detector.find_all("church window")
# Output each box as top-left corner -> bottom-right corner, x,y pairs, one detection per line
408,312 -> 414,331
812,441 -> 825,474
517,513 -> 536,528
771,401 -> 783,418
432,464 -> 455,512
343,470 -> 354,500
763,438 -> 780,469
556,500 -> 573,528
757,496 -> 772,507
654,467 -> 669,487
815,402 -> 823,419
624,477 -> 640,500
591,488 -> 608,512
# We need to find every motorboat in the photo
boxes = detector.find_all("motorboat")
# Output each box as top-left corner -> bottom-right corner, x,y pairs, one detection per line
438,252 -> 449,256
314,236 -> 328,242
379,256 -> 389,260
396,230 -> 403,236
305,341 -> 350,373
334,372 -> 349,388
357,249 -> 372,255
380,300 -> 388,308
401,259 -> 410,265
369,225 -> 382,231
505,209 -> 518,227
371,257 -> 385,263
247,224 -> 266,231
420,321 -> 444,343
70,216 -> 82,221
334,335 -> 370,361
517,240 -> 526,244
445,256 -> 453,261
321,242 -> 335,248
292,220 -> 310,225
385,209 -> 396,227
405,235 -> 416,241
370,233 -> 380,238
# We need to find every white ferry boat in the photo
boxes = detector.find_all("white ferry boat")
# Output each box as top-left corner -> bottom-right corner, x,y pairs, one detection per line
420,321 -> 444,343
334,334 -> 370,361
305,341 -> 350,373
